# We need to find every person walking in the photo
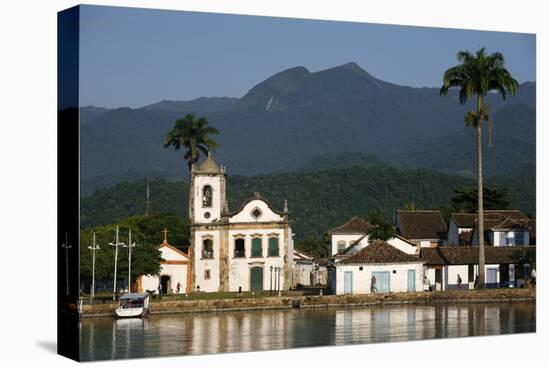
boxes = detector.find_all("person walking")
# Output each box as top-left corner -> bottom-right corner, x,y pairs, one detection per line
457,274 -> 463,289
370,275 -> 378,294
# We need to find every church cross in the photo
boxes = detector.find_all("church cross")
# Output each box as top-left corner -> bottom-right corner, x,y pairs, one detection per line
162,227 -> 169,243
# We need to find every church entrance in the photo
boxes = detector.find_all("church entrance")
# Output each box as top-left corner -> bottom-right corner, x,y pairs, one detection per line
250,267 -> 263,292
160,275 -> 171,294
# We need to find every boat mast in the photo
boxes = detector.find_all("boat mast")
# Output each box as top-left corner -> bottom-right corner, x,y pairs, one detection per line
109,226 -> 124,300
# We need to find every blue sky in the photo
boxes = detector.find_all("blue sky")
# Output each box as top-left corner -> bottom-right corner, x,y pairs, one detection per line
79,5 -> 536,109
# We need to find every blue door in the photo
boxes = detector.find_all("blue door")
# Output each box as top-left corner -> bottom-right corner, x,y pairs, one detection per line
372,271 -> 390,293
487,268 -> 498,288
407,269 -> 416,292
344,271 -> 353,294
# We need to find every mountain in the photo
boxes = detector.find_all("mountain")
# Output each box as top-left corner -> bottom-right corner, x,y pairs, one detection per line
388,103 -> 536,177
80,164 -> 535,240
78,62 -> 535,194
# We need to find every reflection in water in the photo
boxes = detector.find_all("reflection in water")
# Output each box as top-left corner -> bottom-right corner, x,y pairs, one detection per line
80,302 -> 535,361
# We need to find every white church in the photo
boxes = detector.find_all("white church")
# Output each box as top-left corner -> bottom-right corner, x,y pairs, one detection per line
187,154 -> 294,293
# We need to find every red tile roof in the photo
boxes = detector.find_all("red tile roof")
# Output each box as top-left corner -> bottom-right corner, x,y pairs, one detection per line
397,210 -> 447,240
328,216 -> 375,234
420,246 -> 535,265
338,240 -> 422,265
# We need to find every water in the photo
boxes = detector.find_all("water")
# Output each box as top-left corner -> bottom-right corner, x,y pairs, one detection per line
79,302 -> 536,361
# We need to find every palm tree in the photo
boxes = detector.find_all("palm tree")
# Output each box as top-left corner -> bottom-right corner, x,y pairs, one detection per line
163,113 -> 220,171
440,47 -> 518,288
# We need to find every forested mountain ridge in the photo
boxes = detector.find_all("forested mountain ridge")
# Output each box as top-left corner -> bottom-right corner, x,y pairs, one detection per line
81,164 -> 535,241
79,62 -> 535,195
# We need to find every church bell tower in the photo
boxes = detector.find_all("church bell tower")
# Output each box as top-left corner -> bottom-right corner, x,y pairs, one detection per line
189,153 -> 227,224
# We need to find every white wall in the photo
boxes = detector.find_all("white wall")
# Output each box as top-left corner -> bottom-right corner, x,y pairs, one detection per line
194,229 -> 221,292
335,263 -> 424,295
141,264 -> 188,294
444,265 -> 470,290
228,199 -> 284,223
387,237 -> 418,255
193,175 -> 223,223
227,228 -> 286,292
330,234 -> 363,255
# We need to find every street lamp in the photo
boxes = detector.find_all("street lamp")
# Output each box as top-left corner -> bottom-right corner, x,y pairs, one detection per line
123,229 -> 136,293
61,232 -> 72,297
88,232 -> 101,302
270,266 -> 273,295
109,226 -> 125,300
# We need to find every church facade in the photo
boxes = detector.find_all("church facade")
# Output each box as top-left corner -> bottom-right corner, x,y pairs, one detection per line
188,155 -> 293,293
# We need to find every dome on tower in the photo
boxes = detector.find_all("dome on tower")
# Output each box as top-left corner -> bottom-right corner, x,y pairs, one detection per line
196,153 -> 223,173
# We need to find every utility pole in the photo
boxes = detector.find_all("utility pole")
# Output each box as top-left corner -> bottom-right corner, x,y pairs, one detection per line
123,229 -> 136,293
61,232 -> 72,297
88,232 -> 101,302
109,226 -> 125,300
145,178 -> 151,217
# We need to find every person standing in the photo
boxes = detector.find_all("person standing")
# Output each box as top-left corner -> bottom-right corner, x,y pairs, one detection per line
370,275 -> 378,294
176,282 -> 182,294
474,274 -> 479,289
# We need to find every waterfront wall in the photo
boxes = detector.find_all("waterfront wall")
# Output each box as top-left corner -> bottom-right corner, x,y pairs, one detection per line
80,288 -> 535,318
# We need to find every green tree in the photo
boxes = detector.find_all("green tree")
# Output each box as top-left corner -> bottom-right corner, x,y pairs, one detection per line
440,47 -> 519,287
295,234 -> 330,258
79,213 -> 188,292
451,187 -> 511,213
367,209 -> 396,241
163,113 -> 220,171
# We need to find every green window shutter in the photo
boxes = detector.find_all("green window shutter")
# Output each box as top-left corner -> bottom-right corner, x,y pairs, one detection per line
252,238 -> 262,257
268,237 -> 279,256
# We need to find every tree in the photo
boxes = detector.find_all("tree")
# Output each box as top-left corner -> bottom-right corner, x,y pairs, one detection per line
367,209 -> 396,241
163,113 -> 220,171
451,187 -> 511,213
440,47 -> 519,287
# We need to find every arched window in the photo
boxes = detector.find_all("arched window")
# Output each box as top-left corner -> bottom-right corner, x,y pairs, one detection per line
268,237 -> 279,257
234,238 -> 245,258
202,239 -> 213,259
202,186 -> 213,207
251,237 -> 262,257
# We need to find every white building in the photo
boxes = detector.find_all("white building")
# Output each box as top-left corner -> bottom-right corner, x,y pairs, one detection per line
448,210 -> 531,246
334,240 -> 424,295
138,229 -> 190,294
420,246 -> 535,290
292,249 -> 328,287
327,217 -> 374,256
189,154 -> 293,293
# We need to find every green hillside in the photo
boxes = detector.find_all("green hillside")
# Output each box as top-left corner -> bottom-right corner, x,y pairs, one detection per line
81,165 -> 535,241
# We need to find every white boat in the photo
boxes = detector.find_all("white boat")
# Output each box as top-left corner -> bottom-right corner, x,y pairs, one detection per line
115,293 -> 150,318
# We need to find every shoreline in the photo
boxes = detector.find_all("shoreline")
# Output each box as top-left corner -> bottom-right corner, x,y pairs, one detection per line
79,288 -> 535,318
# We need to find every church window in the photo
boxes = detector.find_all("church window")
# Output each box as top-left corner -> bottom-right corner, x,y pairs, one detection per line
337,241 -> 346,254
234,238 -> 245,258
202,186 -> 213,207
251,207 -> 262,219
204,269 -> 211,280
251,237 -> 262,257
202,239 -> 213,259
268,237 -> 279,257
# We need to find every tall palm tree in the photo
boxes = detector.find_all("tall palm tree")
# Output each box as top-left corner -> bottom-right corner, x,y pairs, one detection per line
163,113 -> 220,171
440,47 -> 518,288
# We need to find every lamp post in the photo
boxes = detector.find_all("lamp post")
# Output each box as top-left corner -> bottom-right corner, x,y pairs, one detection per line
123,229 -> 136,293
61,232 -> 72,297
270,266 -> 273,295
88,232 -> 101,302
275,267 -> 280,293
109,226 -> 125,300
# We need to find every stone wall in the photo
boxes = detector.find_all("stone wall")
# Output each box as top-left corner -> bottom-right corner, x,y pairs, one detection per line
80,288 -> 535,318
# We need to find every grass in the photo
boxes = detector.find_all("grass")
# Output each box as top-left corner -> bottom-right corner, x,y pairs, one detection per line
150,291 -> 278,302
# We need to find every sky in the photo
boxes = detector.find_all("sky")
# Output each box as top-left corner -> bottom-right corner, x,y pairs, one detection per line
78,5 -> 536,109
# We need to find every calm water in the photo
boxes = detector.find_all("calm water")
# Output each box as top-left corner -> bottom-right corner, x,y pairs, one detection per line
79,302 -> 536,361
